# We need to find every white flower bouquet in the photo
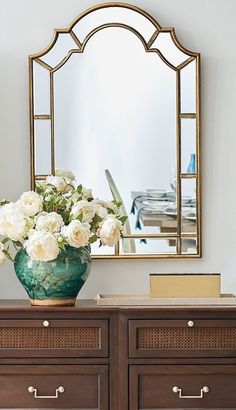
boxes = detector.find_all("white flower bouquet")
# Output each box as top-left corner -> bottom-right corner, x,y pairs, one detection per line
0,170 -> 127,264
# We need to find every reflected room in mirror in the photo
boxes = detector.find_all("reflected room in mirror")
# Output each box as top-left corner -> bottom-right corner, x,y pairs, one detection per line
29,3 -> 201,259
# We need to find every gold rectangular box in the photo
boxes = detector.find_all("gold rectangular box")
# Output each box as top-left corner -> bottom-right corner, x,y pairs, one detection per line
150,273 -> 221,298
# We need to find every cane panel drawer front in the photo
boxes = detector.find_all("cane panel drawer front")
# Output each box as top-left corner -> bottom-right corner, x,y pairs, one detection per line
129,319 -> 236,357
129,364 -> 236,409
0,319 -> 108,357
0,364 -> 108,409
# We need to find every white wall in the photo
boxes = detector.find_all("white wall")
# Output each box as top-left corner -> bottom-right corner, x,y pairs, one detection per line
0,0 -> 236,299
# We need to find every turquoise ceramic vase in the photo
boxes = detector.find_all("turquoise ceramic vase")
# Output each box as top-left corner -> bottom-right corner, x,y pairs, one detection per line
14,246 -> 91,306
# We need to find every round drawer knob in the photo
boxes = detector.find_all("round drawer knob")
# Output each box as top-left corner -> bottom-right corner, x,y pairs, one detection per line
43,320 -> 50,327
202,386 -> 209,393
188,320 -> 194,327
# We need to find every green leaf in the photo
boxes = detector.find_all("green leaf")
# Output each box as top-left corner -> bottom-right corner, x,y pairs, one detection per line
119,216 -> 128,224
2,249 -> 14,263
93,213 -> 103,225
77,214 -> 83,223
13,241 -> 22,250
107,207 -> 115,214
114,200 -> 122,208
59,198 -> 67,207
1,237 -> 9,244
58,242 -> 66,251
76,184 -> 83,194
35,184 -> 44,195
0,199 -> 9,206
67,214 -> 73,223
89,235 -> 97,244
45,184 -> 57,193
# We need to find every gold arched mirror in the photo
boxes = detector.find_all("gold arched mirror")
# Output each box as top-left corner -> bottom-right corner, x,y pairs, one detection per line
29,3 -> 201,259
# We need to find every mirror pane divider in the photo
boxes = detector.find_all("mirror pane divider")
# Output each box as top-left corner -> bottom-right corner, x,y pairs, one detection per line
34,115 -> 51,120
181,232 -> 197,237
176,68 -> 181,255
177,56 -> 195,70
180,173 -> 197,178
123,234 -> 178,239
115,242 -> 120,256
70,30 -> 82,49
147,29 -> 159,48
93,253 -> 200,259
196,54 -> 201,256
34,58 -> 52,72
51,49 -> 81,74
29,55 -> 35,190
180,113 -> 197,119
49,72 -> 55,176
29,2 -> 201,259
34,175 -> 47,180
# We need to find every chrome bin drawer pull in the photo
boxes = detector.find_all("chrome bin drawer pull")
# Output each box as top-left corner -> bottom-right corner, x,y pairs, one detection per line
173,385 -> 209,398
28,385 -> 64,399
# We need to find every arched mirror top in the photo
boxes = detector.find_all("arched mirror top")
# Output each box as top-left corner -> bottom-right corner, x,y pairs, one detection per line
30,3 -> 199,70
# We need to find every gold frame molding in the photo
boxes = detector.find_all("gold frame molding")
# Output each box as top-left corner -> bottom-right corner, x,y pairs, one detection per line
29,2 -> 201,259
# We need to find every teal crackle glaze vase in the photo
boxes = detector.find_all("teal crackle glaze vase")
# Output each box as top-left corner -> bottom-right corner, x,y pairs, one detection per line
14,246 -> 91,306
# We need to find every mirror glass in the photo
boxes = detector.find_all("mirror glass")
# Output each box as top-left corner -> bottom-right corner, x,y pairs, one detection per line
34,120 -> 51,175
30,4 -> 201,258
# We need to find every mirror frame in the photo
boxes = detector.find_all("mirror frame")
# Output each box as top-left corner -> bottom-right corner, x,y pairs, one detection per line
29,2 -> 201,259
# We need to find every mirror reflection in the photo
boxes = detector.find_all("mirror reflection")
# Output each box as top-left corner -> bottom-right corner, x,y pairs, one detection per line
54,27 -> 177,254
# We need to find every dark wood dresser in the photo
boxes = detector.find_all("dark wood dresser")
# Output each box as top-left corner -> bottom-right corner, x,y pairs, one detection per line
0,300 -> 236,409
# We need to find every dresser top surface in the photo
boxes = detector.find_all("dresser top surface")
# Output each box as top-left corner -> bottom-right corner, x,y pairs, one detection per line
0,299 -> 236,313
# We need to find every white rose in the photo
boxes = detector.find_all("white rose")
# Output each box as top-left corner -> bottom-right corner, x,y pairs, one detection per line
17,191 -> 43,217
55,168 -> 75,181
46,176 -> 68,193
94,199 -> 106,207
25,231 -> 59,262
82,187 -> 93,200
65,192 -> 80,210
0,242 -> 5,265
0,203 -> 28,241
93,199 -> 118,215
97,205 -> 108,219
71,200 -> 95,223
36,212 -> 64,233
62,220 -> 90,248
99,216 -> 122,246
28,228 -> 36,237
92,200 -> 108,219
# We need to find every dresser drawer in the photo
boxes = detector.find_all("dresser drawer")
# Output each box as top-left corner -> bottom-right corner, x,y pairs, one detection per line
0,319 -> 108,357
0,364 -> 108,408
129,364 -> 236,409
129,319 -> 236,357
